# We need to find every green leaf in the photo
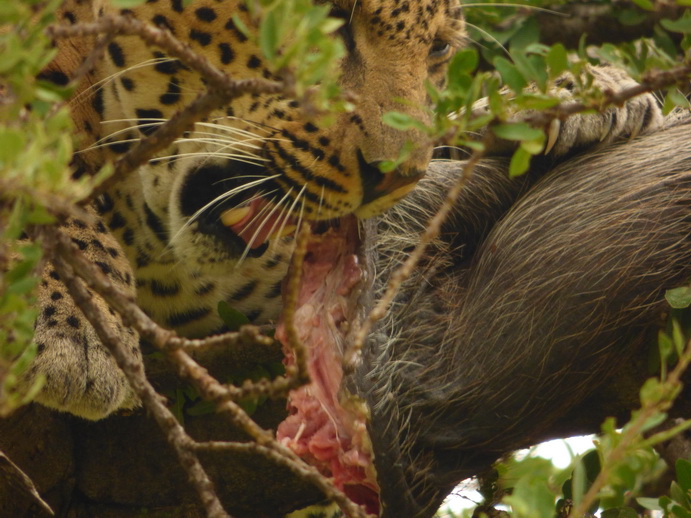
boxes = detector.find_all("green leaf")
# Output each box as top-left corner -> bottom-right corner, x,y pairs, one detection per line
7,277 -> 39,296
509,147 -> 531,177
661,13 -> 691,34
520,135 -> 545,155
637,497 -> 663,511
672,319 -> 686,357
630,0 -> 654,10
677,459 -> 691,493
217,301 -> 250,331
546,43 -> 569,78
493,123 -> 543,142
671,505 -> 691,518
0,129 -> 26,163
260,10 -> 279,61
448,48 -> 478,76
671,480 -> 691,508
639,377 -> 664,405
494,57 -> 527,92
618,9 -> 648,26
659,330 -> 674,369
666,286 -> 691,308
382,111 -> 420,131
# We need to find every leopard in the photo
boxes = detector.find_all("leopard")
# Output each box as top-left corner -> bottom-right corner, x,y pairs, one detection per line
24,0 -> 466,419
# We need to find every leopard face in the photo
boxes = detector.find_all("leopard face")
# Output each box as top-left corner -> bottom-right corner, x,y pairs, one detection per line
56,0 -> 464,333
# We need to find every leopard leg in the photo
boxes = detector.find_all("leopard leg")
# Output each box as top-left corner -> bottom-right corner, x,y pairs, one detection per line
543,64 -> 663,157
20,212 -> 140,420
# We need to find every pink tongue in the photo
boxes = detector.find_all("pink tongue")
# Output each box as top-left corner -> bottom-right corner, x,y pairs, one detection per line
229,198 -> 281,249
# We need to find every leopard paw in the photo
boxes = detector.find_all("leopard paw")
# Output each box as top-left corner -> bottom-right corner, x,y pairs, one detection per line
544,65 -> 663,156
19,215 -> 141,420
21,266 -> 140,420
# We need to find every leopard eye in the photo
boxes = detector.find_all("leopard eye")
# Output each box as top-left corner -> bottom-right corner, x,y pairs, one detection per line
429,39 -> 451,59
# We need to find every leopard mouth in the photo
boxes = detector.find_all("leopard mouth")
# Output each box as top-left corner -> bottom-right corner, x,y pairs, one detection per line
219,198 -> 297,249
274,216 -> 381,516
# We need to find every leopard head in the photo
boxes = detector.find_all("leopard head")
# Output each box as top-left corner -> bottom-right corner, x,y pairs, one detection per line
60,0 -> 462,281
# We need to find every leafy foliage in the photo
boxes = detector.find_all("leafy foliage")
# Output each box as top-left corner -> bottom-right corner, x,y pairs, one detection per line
0,0 -> 79,414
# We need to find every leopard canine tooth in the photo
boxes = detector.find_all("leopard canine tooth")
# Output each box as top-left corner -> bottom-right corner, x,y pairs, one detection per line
221,206 -> 251,227
544,118 -> 560,155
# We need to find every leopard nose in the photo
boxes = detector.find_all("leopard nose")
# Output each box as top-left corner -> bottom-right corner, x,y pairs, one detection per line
357,150 -> 425,209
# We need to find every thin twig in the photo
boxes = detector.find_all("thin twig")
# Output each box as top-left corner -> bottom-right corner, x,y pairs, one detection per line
282,224 -> 313,386
350,140 -> 489,361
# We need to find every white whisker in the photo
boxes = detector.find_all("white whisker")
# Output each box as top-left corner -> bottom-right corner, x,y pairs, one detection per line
167,175 -> 281,246
154,152 -> 268,165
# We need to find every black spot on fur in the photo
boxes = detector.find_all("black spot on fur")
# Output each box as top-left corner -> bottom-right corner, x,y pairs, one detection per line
49,270 -> 61,281
159,77 -> 181,105
171,0 -> 183,12
190,29 -> 212,46
153,51 -> 181,74
218,42 -> 234,64
96,194 -> 114,214
38,69 -> 70,86
72,238 -> 88,250
143,203 -> 168,242
92,88 -> 104,117
247,55 -> 262,69
107,139 -> 132,154
123,228 -> 134,246
245,309 -> 262,322
121,76 -> 135,91
195,7 -> 217,22
135,108 -> 164,136
264,254 -> 284,269
136,251 -> 151,268
167,307 -> 212,328
109,212 -> 127,230
50,291 -> 63,301
195,282 -> 215,295
267,281 -> 283,298
90,239 -> 105,252
230,280 -> 258,301
66,315 -> 81,329
150,280 -> 180,296
107,42 -> 126,67
152,14 -> 174,32
95,261 -> 113,276
224,18 -> 248,42
43,306 -> 57,318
